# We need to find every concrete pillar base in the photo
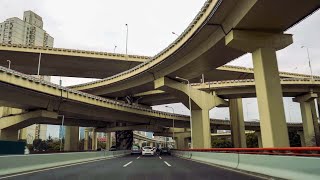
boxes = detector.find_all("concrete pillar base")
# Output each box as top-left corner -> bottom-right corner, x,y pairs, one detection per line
191,109 -> 211,148
229,98 -> 247,148
64,126 -> 79,151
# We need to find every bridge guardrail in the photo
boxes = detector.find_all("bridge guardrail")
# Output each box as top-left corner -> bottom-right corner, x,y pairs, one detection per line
0,150 -> 130,176
172,147 -> 320,180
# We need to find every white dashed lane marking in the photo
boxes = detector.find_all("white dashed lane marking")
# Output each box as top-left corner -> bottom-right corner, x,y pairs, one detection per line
123,161 -> 133,167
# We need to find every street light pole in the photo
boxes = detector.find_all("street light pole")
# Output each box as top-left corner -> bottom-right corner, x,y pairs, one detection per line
175,76 -> 193,148
37,52 -> 42,78
301,46 -> 313,81
114,45 -> 117,53
165,106 -> 175,148
6,60 -> 11,69
58,115 -> 65,151
172,32 -> 179,37
125,24 -> 128,56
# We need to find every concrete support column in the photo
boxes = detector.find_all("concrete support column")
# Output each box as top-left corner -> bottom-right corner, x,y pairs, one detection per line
19,128 -> 27,140
310,100 -> 320,146
229,98 -> 247,148
294,93 -> 318,146
0,129 -> 18,141
299,101 -> 316,146
252,48 -> 289,147
138,140 -> 143,148
176,136 -> 186,149
150,142 -> 154,147
191,109 -> 211,148
154,77 -> 228,149
105,132 -> 112,150
84,129 -> 89,151
91,129 -> 97,150
226,30 -> 293,147
255,132 -> 262,148
64,126 -> 79,151
297,131 -> 306,147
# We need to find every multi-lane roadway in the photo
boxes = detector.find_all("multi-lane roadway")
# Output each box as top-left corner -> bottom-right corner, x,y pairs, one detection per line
0,155 -> 266,180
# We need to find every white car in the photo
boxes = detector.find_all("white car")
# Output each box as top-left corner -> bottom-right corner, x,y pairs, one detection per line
142,146 -> 154,156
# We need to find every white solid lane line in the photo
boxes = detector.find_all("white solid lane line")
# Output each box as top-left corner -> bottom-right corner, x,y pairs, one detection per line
164,161 -> 171,167
159,156 -> 162,159
123,161 -> 133,167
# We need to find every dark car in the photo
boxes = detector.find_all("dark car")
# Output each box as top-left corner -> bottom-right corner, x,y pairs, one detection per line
109,146 -> 117,151
160,147 -> 171,155
131,146 -> 142,155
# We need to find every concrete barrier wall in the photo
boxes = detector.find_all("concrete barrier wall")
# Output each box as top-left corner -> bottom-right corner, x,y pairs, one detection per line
172,151 -> 320,180
0,150 -> 130,176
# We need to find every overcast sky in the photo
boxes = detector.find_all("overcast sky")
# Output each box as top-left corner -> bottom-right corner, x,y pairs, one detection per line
1,1 -> 319,137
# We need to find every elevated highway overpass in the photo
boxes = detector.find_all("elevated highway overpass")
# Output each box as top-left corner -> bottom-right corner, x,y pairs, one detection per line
68,0 -> 320,149
70,0 -> 319,98
0,43 -> 317,81
133,78 -> 320,106
0,66 -> 307,136
0,0 -> 319,149
0,43 -> 148,78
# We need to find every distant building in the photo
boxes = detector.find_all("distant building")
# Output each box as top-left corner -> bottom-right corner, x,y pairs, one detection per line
0,11 -> 53,144
0,11 -> 54,47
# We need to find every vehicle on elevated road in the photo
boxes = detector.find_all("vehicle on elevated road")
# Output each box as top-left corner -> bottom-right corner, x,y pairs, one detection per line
142,146 -> 154,156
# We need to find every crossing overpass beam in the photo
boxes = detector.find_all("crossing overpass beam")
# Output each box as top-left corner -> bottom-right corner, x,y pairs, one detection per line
155,77 -> 228,148
293,93 -> 318,146
64,126 -> 79,151
226,30 -> 292,147
229,98 -> 247,148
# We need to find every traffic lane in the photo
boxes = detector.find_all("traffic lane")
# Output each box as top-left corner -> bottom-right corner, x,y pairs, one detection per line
109,154 -> 264,180
0,155 -> 139,180
1,154 -> 266,180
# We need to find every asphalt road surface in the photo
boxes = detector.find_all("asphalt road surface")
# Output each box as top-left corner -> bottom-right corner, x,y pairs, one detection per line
0,155 -> 266,180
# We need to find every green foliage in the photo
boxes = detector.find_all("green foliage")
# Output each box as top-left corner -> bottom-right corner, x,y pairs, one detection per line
97,141 -> 106,149
246,133 -> 258,148
211,138 -> 233,148
289,131 -> 301,147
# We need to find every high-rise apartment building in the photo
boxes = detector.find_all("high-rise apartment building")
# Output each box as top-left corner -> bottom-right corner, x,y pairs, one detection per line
0,11 -> 54,47
0,11 -> 53,144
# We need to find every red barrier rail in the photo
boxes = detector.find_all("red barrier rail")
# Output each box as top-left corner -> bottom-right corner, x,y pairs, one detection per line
176,147 -> 320,157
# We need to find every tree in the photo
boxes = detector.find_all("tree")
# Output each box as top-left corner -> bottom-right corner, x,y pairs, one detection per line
289,131 -> 301,147
246,133 -> 258,148
211,138 -> 233,148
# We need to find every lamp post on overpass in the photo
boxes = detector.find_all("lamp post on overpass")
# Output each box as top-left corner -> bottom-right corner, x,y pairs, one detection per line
37,53 -> 42,78
175,76 -> 193,148
114,45 -> 117,53
125,24 -> 128,56
301,46 -> 313,81
165,105 -> 175,148
6,60 -> 11,69
58,115 -> 65,151
172,32 -> 179,37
